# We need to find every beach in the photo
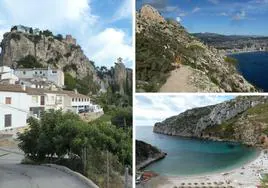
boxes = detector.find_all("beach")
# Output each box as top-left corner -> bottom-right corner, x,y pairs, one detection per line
138,149 -> 268,188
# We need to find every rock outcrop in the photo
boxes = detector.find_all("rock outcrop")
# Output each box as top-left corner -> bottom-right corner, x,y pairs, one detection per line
136,140 -> 166,170
0,27 -> 132,95
136,5 -> 257,92
154,96 -> 268,147
0,30 -> 96,80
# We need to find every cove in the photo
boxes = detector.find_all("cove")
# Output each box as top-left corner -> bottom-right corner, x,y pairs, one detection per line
136,126 -> 259,176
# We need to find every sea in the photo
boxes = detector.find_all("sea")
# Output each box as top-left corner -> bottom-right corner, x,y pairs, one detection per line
230,51 -> 268,92
136,126 -> 259,176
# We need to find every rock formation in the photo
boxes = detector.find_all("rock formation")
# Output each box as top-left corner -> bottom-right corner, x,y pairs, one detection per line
154,96 -> 268,147
0,26 -> 132,95
136,5 -> 257,92
136,140 -> 166,170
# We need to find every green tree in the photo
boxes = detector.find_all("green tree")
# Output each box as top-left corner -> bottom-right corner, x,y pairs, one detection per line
17,55 -> 43,68
64,73 -> 76,90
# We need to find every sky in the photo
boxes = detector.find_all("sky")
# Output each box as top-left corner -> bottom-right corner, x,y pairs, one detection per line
135,95 -> 234,126
137,0 -> 268,36
0,0 -> 133,68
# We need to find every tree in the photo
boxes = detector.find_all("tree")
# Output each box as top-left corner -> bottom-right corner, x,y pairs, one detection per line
29,27 -> 33,34
43,29 -> 53,37
17,55 -> 43,68
64,73 -> 76,90
55,34 -> 63,41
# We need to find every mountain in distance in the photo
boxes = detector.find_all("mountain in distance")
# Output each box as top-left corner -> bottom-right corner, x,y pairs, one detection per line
136,5 -> 257,92
193,32 -> 268,50
154,96 -> 268,148
0,25 -> 132,95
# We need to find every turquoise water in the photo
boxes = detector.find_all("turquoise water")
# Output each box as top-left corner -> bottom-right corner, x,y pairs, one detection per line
230,52 -> 268,92
136,126 -> 259,176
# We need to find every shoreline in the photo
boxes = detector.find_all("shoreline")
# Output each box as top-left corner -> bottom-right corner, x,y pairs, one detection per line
142,149 -> 268,188
225,50 -> 268,55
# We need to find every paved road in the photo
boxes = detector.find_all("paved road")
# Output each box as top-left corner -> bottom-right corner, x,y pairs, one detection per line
0,147 -> 89,188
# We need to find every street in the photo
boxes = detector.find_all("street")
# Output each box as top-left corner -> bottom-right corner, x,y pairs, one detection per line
0,142 -> 90,188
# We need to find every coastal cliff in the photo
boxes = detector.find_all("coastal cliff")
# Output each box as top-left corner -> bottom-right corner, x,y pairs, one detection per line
136,140 -> 166,170
154,96 -> 268,147
136,5 -> 257,92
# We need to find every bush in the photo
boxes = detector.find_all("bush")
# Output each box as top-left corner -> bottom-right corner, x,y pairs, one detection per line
10,33 -> 21,41
64,73 -> 76,90
224,56 -> 238,65
17,55 -> 43,68
55,34 -> 63,41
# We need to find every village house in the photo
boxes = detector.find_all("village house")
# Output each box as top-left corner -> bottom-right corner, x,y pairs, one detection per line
0,83 -> 103,130
14,67 -> 64,88
0,84 -> 30,130
0,66 -> 19,84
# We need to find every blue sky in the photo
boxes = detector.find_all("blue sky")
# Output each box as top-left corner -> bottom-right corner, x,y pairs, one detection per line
135,95 -> 234,126
0,0 -> 132,68
137,0 -> 268,36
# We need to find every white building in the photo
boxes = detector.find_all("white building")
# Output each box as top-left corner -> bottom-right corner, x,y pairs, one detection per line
14,67 -> 64,88
0,84 -> 30,130
0,66 -> 19,84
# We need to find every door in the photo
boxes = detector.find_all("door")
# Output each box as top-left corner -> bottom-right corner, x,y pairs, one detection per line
40,96 -> 45,105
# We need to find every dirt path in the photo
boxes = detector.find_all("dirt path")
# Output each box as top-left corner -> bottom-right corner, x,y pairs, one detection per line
159,65 -> 197,92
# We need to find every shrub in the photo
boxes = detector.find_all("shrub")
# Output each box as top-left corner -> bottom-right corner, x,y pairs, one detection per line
17,55 -> 43,68
224,56 -> 238,65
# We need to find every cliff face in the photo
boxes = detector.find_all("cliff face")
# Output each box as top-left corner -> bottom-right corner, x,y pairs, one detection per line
0,28 -> 132,95
0,31 -> 96,80
136,140 -> 166,170
136,5 -> 257,92
154,96 -> 268,147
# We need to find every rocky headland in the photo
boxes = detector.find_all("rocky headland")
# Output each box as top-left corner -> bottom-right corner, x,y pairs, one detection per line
136,5 -> 257,92
154,96 -> 268,147
136,140 -> 166,170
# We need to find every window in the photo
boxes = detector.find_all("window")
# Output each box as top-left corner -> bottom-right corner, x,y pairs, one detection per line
35,71 -> 37,74
72,98 -> 74,102
5,97 -> 11,104
40,71 -> 42,74
32,96 -> 38,103
79,98 -> 81,102
5,114 -> 12,127
23,71 -> 26,75
52,70 -> 57,74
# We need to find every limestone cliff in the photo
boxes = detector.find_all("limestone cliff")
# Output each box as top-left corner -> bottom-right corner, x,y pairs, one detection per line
136,5 -> 257,92
154,96 -> 268,147
0,27 -> 132,95
0,30 -> 96,80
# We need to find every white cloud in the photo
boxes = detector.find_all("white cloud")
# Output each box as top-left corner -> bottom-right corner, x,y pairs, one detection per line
232,10 -> 246,20
219,12 -> 228,16
0,0 -> 132,67
0,0 -> 97,30
192,7 -> 201,13
86,28 -> 132,67
176,17 -> 182,22
208,0 -> 219,4
135,95 -> 233,126
112,0 -> 132,22
179,12 -> 187,17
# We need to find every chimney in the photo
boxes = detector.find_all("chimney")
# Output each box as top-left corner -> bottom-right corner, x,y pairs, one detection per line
74,89 -> 78,94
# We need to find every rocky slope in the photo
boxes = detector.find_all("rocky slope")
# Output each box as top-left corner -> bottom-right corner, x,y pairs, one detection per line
0,27 -> 132,95
136,5 -> 257,92
136,140 -> 166,170
154,96 -> 268,147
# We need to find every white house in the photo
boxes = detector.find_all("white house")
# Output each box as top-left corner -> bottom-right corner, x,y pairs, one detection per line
14,67 -> 64,88
0,84 -> 30,130
0,66 -> 19,84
